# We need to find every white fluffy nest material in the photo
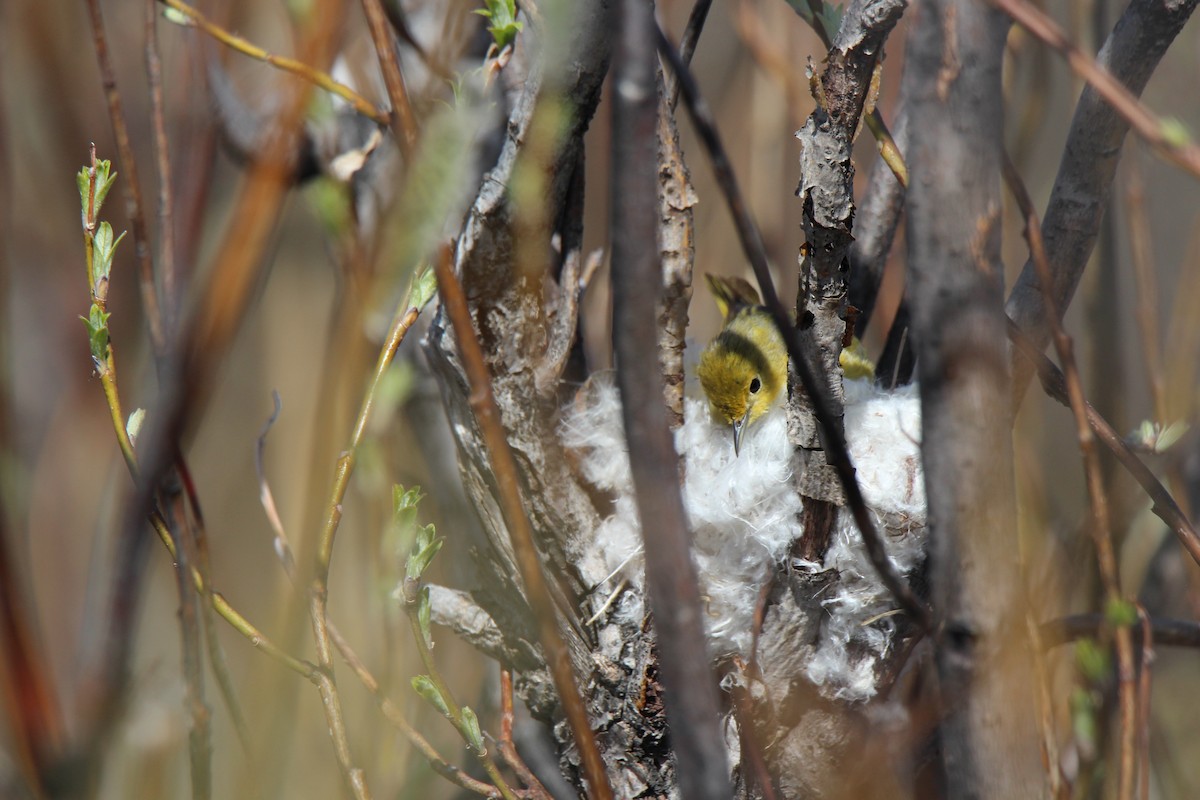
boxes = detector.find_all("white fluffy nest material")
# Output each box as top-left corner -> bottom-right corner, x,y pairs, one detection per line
560,376 -> 927,702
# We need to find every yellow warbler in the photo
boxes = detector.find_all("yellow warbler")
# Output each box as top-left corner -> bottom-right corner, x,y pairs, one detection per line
696,275 -> 787,455
696,274 -> 877,455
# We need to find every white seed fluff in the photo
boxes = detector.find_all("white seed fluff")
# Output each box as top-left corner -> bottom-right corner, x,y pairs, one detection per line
561,375 -> 926,701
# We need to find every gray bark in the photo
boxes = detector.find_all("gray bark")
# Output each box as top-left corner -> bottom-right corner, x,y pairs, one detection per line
904,0 -> 1042,795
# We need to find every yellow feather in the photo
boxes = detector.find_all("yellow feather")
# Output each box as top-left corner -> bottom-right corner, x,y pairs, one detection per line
697,275 -> 788,454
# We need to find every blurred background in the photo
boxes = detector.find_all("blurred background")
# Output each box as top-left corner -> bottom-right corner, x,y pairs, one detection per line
2,0 -> 1199,796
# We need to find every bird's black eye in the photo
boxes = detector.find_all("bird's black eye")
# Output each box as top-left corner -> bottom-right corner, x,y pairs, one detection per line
749,377 -> 762,394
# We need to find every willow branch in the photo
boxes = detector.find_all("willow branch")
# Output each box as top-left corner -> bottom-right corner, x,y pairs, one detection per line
159,0 -> 389,126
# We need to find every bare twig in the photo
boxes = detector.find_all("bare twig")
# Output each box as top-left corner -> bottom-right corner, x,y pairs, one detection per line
159,0 -> 390,126
85,0 -> 166,356
614,4 -> 730,798
361,0 -> 418,157
665,0 -> 713,110
1004,0 -> 1199,402
308,297 -> 425,800
849,104 -> 908,336
989,0 -> 1200,180
1124,153 -> 1167,422
163,496 -> 212,800
173,457 -> 250,752
145,0 -> 177,334
433,244 -> 613,800
1008,323 -> 1200,568
1135,604 -> 1154,800
493,669 -> 550,799
255,391 -> 297,580
1042,613 -> 1200,649
1003,154 -> 1136,800
326,625 -> 504,798
1025,611 -> 1063,797
658,24 -> 932,630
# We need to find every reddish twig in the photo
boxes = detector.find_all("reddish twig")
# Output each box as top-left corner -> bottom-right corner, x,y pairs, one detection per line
1135,603 -> 1154,800
1003,155 -> 1136,800
495,669 -> 550,799
433,244 -> 613,800
1006,324 -> 1200,566
989,0 -> 1200,180
145,0 -> 178,333
361,0 -> 418,158
84,0 -> 166,355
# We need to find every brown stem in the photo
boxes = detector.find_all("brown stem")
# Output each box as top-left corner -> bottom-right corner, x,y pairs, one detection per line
361,0 -> 418,157
84,0 -> 166,356
1003,154 -> 1136,800
433,245 -> 613,800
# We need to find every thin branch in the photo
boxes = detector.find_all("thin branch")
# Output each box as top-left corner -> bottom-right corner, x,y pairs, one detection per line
1003,155 -> 1136,800
1006,323 -> 1200,567
849,103 -> 908,336
433,244 -> 614,800
85,0 -> 166,357
307,297 -> 425,800
1135,603 -> 1154,800
163,496 -> 211,800
159,0 -> 390,126
614,4 -> 730,798
326,625 -> 504,799
255,391 -> 298,580
361,0 -> 418,157
1124,153 -> 1167,422
1004,0 -> 1198,402
398,585 -> 519,800
494,669 -> 551,800
1042,614 -> 1200,649
174,454 -> 251,752
145,0 -> 178,334
665,0 -> 713,110
658,24 -> 932,631
989,0 -> 1200,180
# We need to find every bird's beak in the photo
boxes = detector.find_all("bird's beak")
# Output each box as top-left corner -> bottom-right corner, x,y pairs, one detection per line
731,409 -> 752,456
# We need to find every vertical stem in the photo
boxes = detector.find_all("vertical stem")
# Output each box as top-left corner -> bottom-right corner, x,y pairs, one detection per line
905,0 -> 1042,795
611,2 -> 731,798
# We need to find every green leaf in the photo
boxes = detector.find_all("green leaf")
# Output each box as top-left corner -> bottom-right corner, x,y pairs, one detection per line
417,585 -> 434,650
92,222 -> 127,286
408,265 -> 438,312
92,159 -> 117,218
474,0 -> 522,50
161,6 -> 193,26
393,484 -> 425,528
412,675 -> 451,719
77,167 -> 91,221
1075,638 -> 1110,684
1069,686 -> 1098,752
82,305 -> 111,363
1161,116 -> 1192,149
1105,597 -> 1138,628
460,706 -> 485,754
406,526 -> 443,581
